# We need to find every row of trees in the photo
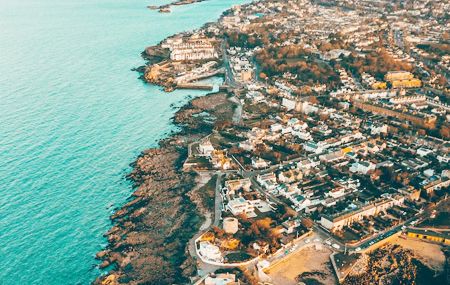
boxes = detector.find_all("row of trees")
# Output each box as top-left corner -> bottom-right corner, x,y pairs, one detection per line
338,48 -> 414,80
226,31 -> 265,48
317,32 -> 349,51
417,42 -> 450,57
256,47 -> 340,87
261,44 -> 310,59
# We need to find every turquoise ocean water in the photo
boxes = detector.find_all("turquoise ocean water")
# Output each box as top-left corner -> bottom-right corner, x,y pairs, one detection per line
0,0 -> 248,284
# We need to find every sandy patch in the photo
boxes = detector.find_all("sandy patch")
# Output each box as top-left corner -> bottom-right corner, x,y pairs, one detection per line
390,236 -> 446,272
266,245 -> 336,285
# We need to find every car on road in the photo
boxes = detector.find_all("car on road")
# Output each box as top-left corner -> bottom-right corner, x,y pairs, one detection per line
355,247 -> 362,252
325,240 -> 332,246
332,244 -> 341,250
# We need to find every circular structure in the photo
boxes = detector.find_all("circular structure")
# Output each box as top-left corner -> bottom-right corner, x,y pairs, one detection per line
223,217 -> 239,234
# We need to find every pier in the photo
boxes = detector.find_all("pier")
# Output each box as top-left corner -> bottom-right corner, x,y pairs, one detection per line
176,83 -> 230,92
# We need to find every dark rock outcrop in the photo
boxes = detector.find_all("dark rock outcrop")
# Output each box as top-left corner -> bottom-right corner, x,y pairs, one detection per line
95,93 -> 232,285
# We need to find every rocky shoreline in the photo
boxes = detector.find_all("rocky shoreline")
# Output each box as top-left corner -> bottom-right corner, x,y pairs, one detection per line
148,0 -> 209,13
94,91 -> 235,285
93,3 -> 245,282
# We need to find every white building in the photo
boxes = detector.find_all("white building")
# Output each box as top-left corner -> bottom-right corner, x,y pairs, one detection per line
326,187 -> 346,199
252,157 -> 270,169
320,196 -> 405,231
297,158 -> 320,170
282,219 -> 301,234
239,140 -> 254,151
416,148 -> 433,157
257,173 -> 277,190
303,141 -> 324,154
349,161 -> 376,174
293,130 -> 312,141
290,194 -> 311,211
227,197 -> 255,217
167,37 -> 219,61
225,178 -> 252,194
205,273 -> 236,285
198,139 -> 215,156
198,241 -> 223,263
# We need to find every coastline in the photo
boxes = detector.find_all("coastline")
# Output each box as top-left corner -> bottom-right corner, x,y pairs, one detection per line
95,90 -> 237,284
95,2 -> 251,283
3,0 -> 449,284
0,1 -> 253,284
148,0 -> 209,13
94,0 -> 449,283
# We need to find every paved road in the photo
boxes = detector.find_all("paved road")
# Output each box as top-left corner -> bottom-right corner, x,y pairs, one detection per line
188,172 -> 223,278
249,175 -> 287,208
213,173 -> 223,226
228,96 -> 242,124
221,40 -> 236,88
394,29 -> 404,48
